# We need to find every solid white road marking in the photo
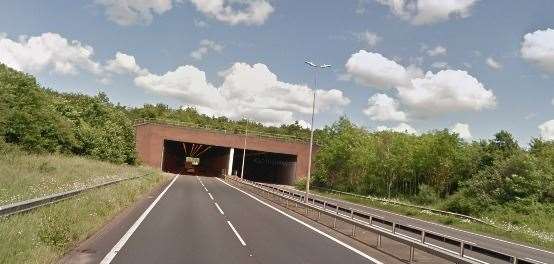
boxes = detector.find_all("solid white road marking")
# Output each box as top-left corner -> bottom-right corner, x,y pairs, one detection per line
217,178 -> 383,264
100,175 -> 180,264
214,202 -> 225,215
208,192 -> 214,200
227,221 -> 246,246
203,186 -> 208,192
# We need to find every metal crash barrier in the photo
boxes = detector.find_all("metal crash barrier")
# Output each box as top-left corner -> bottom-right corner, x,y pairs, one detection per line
226,176 -> 542,264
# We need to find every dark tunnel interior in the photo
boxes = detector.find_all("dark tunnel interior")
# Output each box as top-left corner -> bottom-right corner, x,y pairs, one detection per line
162,140 -> 297,184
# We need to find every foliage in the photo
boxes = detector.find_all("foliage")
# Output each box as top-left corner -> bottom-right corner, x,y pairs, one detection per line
313,117 -> 554,218
0,64 -> 310,165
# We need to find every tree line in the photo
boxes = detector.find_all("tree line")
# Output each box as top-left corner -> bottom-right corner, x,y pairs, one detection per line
1,63 -> 552,216
0,64 -> 309,164
312,118 -> 553,216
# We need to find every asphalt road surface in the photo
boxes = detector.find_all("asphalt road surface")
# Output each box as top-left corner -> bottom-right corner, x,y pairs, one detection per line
267,183 -> 554,264
95,175 -> 382,264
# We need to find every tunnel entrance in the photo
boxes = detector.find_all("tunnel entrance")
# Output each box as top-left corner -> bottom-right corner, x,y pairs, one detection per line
162,140 -> 229,177
162,140 -> 297,184
232,150 -> 297,185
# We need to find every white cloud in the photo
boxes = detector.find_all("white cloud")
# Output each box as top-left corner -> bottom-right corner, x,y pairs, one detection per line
363,93 -> 407,122
521,28 -> 554,74
398,70 -> 496,117
0,32 -> 101,75
431,61 -> 448,69
376,123 -> 417,134
538,120 -> 554,141
105,52 -> 147,75
450,123 -> 472,141
190,39 -> 223,60
0,32 -> 6,39
486,57 -> 502,70
95,0 -> 174,26
134,62 -> 350,126
376,0 -> 478,25
345,50 -> 421,89
426,45 -> 447,56
551,98 -> 554,106
355,31 -> 382,48
346,50 -> 496,118
189,0 -> 274,26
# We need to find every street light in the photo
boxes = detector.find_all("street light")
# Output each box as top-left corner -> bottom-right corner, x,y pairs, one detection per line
304,60 -> 331,203
240,117 -> 248,179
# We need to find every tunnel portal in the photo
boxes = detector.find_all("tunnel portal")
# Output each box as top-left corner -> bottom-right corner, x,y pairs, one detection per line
162,139 -> 298,184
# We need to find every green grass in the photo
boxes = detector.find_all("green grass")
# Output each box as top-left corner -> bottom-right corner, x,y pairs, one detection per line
310,189 -> 554,251
0,142 -> 156,206
0,143 -> 167,263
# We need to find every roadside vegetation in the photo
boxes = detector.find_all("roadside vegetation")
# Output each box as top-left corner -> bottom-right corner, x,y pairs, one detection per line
310,118 -> 554,250
1,63 -> 553,251
0,175 -> 165,264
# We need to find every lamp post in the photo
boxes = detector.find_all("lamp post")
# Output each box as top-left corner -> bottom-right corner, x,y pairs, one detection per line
240,118 -> 248,179
304,61 -> 331,203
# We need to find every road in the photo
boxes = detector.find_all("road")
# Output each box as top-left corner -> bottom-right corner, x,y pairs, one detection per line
266,183 -> 554,264
89,175 -> 383,264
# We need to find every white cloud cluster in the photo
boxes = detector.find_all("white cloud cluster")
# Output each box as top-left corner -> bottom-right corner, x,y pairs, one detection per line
521,28 -> 554,74
189,0 -> 274,26
397,70 -> 495,117
376,123 -> 417,134
363,93 -> 407,122
135,63 -> 350,126
105,51 -> 147,75
426,45 -> 447,56
0,32 -> 101,75
450,122 -> 472,141
376,0 -> 478,25
355,31 -> 381,48
190,39 -> 223,60
345,50 -> 420,89
486,57 -> 502,70
95,0 -> 174,26
539,120 -> 554,141
346,50 -> 496,118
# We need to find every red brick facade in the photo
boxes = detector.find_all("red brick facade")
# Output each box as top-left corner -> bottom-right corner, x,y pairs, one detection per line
135,122 -> 315,182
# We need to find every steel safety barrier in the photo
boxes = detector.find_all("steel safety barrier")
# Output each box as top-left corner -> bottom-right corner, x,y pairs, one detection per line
226,176 -> 543,264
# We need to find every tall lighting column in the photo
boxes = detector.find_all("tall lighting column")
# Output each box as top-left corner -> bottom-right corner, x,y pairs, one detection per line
304,61 -> 331,203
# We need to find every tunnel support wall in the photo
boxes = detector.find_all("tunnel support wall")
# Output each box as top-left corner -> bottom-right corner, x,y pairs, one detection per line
135,122 -> 315,184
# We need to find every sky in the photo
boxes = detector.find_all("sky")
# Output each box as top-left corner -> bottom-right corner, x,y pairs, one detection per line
0,0 -> 553,145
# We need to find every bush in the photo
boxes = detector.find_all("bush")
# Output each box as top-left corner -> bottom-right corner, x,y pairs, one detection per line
413,184 -> 439,205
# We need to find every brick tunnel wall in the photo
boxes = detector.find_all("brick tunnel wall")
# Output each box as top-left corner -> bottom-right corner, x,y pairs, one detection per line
135,122 -> 316,183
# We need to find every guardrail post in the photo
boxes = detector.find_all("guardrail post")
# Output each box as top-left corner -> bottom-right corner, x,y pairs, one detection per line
392,223 -> 396,234
409,245 -> 414,263
333,206 -> 339,228
377,234 -> 381,247
460,241 -> 465,257
352,225 -> 356,237
512,256 -> 517,264
369,216 -> 373,225
421,231 -> 425,244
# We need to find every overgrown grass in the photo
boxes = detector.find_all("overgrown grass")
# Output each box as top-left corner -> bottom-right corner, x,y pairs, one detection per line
0,141 -> 155,206
310,189 -> 554,251
0,142 -> 167,263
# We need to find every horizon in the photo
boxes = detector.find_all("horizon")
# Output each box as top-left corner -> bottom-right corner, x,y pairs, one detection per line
0,0 -> 553,145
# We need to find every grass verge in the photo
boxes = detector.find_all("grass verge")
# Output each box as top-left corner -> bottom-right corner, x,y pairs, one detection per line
0,142 -> 155,206
0,142 -> 167,263
0,171 -> 166,264
310,189 -> 554,251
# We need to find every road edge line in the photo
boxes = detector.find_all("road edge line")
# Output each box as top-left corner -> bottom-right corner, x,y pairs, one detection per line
99,174 -> 180,264
216,178 -> 383,264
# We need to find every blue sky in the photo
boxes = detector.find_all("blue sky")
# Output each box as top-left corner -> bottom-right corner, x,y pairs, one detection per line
0,0 -> 553,145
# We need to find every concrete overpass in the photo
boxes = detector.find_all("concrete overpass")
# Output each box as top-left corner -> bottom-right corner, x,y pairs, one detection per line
135,119 -> 315,185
